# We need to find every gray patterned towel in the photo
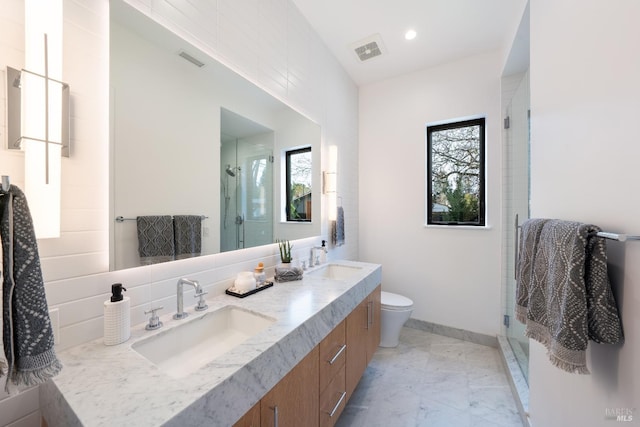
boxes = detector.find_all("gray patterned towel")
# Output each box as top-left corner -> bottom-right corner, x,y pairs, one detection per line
173,215 -> 202,260
1,185 -> 62,390
331,206 -> 345,246
136,216 -> 175,265
516,219 -> 624,374
515,218 -> 549,323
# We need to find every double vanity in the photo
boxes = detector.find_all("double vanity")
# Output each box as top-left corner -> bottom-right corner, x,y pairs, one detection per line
41,261 -> 382,426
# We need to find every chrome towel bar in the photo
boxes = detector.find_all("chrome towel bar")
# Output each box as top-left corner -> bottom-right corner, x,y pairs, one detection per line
115,215 -> 208,223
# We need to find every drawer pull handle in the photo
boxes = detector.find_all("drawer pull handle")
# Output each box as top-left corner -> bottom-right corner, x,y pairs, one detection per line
328,344 -> 347,365
271,405 -> 279,427
327,391 -> 347,417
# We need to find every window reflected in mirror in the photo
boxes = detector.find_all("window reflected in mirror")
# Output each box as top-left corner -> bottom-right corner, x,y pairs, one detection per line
285,147 -> 312,222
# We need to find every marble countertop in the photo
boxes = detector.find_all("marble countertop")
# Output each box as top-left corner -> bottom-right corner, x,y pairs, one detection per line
41,260 -> 382,427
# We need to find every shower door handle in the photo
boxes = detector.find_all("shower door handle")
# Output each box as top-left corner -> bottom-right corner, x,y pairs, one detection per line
241,214 -> 245,248
514,213 -> 519,280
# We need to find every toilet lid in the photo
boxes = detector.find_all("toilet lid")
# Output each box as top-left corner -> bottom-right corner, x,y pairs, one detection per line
381,291 -> 413,308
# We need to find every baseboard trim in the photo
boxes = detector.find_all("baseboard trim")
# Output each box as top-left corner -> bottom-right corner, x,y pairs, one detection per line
404,318 -> 498,348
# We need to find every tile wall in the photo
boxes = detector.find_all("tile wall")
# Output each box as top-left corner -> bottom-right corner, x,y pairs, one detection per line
0,0 -> 359,425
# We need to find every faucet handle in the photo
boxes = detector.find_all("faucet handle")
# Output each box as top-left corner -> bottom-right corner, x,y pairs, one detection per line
144,306 -> 164,330
194,290 -> 208,311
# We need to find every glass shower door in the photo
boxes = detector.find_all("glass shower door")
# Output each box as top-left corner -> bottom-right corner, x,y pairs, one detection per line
220,132 -> 274,253
504,70 -> 530,383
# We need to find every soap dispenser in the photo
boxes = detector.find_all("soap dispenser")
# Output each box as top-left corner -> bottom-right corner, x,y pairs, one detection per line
104,283 -> 131,346
319,240 -> 328,264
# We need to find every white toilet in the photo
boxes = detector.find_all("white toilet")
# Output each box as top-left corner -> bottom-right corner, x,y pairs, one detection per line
379,291 -> 414,348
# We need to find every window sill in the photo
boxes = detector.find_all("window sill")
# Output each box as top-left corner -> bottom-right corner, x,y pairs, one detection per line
280,221 -> 314,225
424,224 -> 493,231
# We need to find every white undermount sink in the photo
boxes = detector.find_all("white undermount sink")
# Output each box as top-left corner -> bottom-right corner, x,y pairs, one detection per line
132,306 -> 275,379
306,263 -> 363,280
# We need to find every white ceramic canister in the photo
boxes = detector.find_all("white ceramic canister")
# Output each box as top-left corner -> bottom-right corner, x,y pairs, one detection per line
235,271 -> 257,293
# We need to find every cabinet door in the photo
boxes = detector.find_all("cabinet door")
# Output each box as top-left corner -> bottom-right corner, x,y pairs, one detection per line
366,286 -> 382,363
261,346 -> 319,427
233,401 -> 260,427
345,298 -> 368,400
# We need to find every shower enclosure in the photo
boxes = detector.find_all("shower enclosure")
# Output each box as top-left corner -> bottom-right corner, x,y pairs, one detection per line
502,70 -> 530,382
220,109 -> 274,253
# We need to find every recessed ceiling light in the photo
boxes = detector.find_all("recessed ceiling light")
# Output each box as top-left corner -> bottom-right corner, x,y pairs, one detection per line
405,29 -> 417,41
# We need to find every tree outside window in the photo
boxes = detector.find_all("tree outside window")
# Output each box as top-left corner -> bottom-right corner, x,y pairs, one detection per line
427,118 -> 485,226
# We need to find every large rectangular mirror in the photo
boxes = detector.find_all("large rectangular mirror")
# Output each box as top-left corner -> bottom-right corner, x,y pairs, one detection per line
110,0 -> 321,270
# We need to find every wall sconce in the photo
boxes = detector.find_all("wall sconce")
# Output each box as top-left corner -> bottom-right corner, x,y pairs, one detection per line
6,0 -> 68,239
322,171 -> 337,194
324,146 -> 338,221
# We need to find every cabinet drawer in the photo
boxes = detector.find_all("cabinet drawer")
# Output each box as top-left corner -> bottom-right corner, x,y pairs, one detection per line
319,320 -> 346,391
319,364 -> 346,427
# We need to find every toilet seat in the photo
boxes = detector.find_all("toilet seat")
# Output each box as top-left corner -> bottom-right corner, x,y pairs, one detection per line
381,291 -> 413,311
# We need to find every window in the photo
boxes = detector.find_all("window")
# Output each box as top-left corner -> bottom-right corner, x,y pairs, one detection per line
427,118 -> 485,226
285,147 -> 312,222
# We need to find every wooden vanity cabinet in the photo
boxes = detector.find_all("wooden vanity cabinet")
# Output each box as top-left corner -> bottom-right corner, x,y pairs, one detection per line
233,401 -> 260,427
345,285 -> 381,400
260,346 -> 319,427
233,285 -> 381,427
319,320 -> 347,427
366,286 -> 382,363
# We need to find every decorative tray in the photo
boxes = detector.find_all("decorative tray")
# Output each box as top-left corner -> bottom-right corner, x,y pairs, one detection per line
225,281 -> 274,298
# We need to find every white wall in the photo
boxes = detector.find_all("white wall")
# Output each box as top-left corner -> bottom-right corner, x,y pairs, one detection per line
359,51 -> 503,336
0,0 -> 110,284
0,0 -> 359,425
528,1 -> 640,425
111,20 -> 219,268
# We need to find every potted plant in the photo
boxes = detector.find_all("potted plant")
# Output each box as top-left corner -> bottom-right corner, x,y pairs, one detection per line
277,239 -> 293,264
275,239 -> 302,282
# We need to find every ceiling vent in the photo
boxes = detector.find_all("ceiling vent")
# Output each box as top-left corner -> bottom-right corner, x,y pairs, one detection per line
178,50 -> 205,68
350,34 -> 386,62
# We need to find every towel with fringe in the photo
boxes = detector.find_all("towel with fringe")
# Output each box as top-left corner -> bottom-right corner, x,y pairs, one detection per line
136,216 -> 174,265
516,219 -> 624,374
0,184 -> 62,391
173,215 -> 202,260
331,206 -> 345,246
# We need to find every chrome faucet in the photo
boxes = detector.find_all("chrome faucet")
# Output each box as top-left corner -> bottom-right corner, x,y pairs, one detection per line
174,278 -> 208,320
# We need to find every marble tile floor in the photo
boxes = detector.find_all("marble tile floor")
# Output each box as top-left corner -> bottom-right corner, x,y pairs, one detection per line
335,327 -> 523,427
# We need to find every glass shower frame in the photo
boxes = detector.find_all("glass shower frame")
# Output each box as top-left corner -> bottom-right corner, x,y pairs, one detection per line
220,134 -> 274,253
502,70 -> 530,383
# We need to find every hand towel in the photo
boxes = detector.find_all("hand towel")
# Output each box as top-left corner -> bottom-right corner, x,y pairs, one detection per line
136,216 -> 175,265
516,219 -> 624,374
173,215 -> 202,260
0,184 -> 62,391
515,218 -> 549,323
331,206 -> 345,246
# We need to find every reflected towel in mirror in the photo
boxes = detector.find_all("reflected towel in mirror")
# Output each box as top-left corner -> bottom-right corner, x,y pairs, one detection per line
136,216 -> 174,265
173,215 -> 202,260
331,206 -> 345,246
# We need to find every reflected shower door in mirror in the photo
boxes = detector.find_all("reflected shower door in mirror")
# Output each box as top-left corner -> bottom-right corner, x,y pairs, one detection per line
220,109 -> 274,252
109,0 -> 320,271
